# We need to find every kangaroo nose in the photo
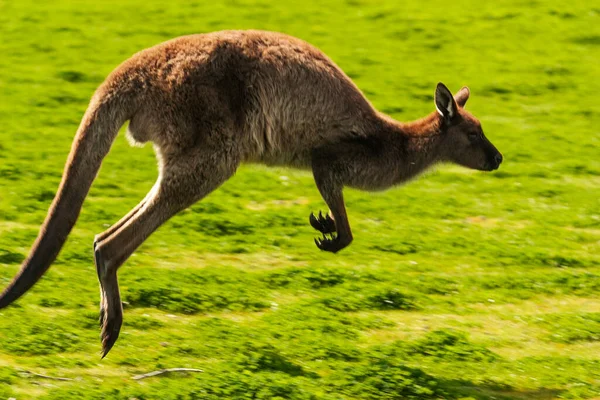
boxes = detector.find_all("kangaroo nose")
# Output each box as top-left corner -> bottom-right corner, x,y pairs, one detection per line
495,153 -> 503,165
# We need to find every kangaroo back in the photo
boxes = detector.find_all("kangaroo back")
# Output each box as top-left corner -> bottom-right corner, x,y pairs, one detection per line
0,81 -> 135,308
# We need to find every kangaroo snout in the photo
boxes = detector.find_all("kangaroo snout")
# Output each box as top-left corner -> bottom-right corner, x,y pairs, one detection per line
494,153 -> 503,166
486,152 -> 503,171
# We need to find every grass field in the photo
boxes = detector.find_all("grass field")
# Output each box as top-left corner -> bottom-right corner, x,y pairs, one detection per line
0,0 -> 599,398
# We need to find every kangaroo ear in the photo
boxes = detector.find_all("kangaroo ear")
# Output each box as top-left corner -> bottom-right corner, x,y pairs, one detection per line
454,86 -> 470,107
435,82 -> 458,121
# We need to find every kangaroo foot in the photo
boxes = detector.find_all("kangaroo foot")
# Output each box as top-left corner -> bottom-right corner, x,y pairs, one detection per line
309,211 -> 336,234
99,294 -> 105,328
100,298 -> 122,358
95,247 -> 123,358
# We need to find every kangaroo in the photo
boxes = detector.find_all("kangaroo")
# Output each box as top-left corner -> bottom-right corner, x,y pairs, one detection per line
0,30 -> 502,356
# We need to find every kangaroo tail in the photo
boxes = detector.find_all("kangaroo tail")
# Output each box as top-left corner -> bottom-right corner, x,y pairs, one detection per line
0,81 -> 136,308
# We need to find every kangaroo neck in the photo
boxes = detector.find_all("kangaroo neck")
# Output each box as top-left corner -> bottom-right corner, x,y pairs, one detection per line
376,112 -> 445,185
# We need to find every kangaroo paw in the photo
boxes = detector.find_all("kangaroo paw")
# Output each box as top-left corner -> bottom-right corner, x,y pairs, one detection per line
314,235 -> 347,253
309,211 -> 336,234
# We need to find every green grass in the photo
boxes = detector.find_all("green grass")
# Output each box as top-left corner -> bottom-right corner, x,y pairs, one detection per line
0,0 -> 599,398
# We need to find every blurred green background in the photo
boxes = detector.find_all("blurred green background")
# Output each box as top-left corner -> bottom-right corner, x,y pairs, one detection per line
0,0 -> 599,398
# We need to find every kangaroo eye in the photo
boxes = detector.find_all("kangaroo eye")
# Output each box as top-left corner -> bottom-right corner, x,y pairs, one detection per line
468,133 -> 479,142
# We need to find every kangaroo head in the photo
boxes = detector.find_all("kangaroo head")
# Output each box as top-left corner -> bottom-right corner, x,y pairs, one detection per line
434,82 -> 502,171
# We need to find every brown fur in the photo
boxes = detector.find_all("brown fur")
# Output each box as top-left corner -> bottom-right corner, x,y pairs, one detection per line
0,30 -> 502,356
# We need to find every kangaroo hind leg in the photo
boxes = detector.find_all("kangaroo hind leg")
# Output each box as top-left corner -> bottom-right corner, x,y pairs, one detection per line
93,181 -> 159,250
94,182 -> 159,331
94,149 -> 239,357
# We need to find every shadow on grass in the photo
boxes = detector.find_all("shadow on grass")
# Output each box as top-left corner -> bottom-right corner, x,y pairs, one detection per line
0,250 -> 24,264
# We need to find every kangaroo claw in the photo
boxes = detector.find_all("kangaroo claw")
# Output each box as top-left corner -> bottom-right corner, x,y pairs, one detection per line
309,211 -> 336,234
314,234 -> 345,253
